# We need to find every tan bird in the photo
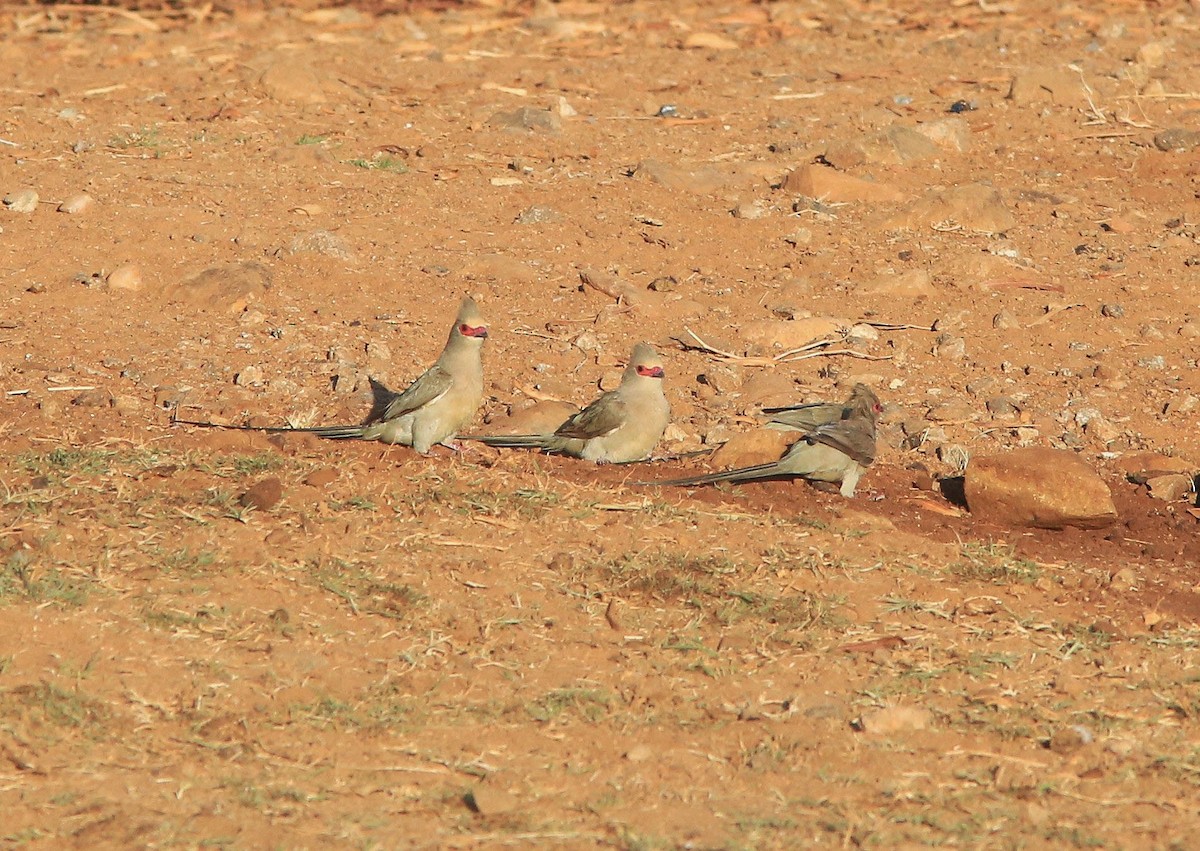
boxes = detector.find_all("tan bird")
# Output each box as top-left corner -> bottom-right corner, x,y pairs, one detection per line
465,342 -> 670,464
647,384 -> 881,497
176,296 -> 488,455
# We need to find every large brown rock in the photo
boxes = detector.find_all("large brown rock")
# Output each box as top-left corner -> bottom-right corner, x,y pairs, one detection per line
964,448 -> 1117,529
709,428 -> 793,469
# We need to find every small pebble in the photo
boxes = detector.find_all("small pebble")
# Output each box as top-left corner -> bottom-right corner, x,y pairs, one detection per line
1100,303 -> 1124,318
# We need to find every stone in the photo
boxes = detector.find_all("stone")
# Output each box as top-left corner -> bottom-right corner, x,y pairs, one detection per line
491,400 -> 578,435
858,705 -> 933,734
487,106 -> 561,134
1153,128 -> 1200,153
634,159 -> 737,194
170,263 -> 272,311
234,365 -> 265,387
3,189 -> 38,213
240,477 -> 284,511
708,428 -> 792,469
1145,474 -> 1194,502
993,309 -> 1019,329
515,206 -> 561,224
1116,451 -> 1195,480
860,268 -> 935,298
964,447 -> 1118,529
57,192 -> 93,214
303,468 -> 339,488
464,786 -> 519,815
886,183 -> 1016,234
1008,67 -> 1086,106
914,116 -> 972,152
107,263 -> 143,292
291,230 -> 354,261
782,164 -> 905,204
740,316 -> 846,350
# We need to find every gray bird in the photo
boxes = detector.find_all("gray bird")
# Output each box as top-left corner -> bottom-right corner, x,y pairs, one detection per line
176,296 -> 488,454
760,387 -> 866,432
464,342 -> 670,464
647,384 -> 881,497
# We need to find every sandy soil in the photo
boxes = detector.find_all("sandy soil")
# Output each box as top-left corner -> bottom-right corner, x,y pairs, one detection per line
2,1 -> 1200,847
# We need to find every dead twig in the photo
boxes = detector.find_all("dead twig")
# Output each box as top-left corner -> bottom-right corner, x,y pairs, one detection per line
676,326 -> 891,366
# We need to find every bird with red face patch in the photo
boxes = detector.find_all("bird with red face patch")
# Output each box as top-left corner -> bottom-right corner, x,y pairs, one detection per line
465,342 -> 670,464
177,296 -> 488,454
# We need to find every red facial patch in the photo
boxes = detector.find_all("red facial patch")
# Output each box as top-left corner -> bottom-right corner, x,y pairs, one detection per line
460,324 -> 488,338
637,365 -> 665,378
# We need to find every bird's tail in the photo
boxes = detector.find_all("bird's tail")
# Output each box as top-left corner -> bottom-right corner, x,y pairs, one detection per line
173,418 -> 367,440
637,461 -> 783,487
459,433 -> 551,449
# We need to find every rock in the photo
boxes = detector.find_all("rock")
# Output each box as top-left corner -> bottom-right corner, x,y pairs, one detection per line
491,400 -> 578,435
1100,303 -> 1124,318
1153,128 -> 1200,153
740,317 -> 846,350
515,206 -> 561,224
782,164 -> 905,204
3,189 -> 38,213
886,183 -> 1015,234
986,396 -> 1020,418
234,365 -> 265,387
72,388 -> 114,408
1136,41 -> 1167,69
860,268 -> 935,298
107,263 -> 143,292
463,253 -> 536,283
825,125 -> 941,166
928,399 -> 974,422
303,468 -> 339,488
914,116 -> 972,152
1008,67 -> 1086,106
239,477 -> 284,511
170,263 -> 272,311
933,335 -> 966,359
258,57 -> 330,104
1117,451 -> 1195,480
487,106 -> 561,134
1048,725 -> 1094,754
708,429 -> 792,469
965,447 -> 1118,529
153,385 -> 191,408
739,371 -> 796,408
683,31 -> 739,50
291,230 -> 355,261
993,309 -> 1019,329
1145,474 -> 1194,502
57,192 -> 93,214
464,786 -> 519,815
857,705 -> 933,734
731,199 -> 768,219
634,159 -> 737,194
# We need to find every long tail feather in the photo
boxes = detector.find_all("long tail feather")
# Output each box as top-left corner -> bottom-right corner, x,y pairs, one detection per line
173,418 -> 366,440
459,433 -> 550,449
637,461 -> 784,487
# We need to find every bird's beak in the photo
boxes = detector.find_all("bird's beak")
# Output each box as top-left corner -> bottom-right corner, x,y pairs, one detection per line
636,365 -> 665,378
460,324 -> 489,338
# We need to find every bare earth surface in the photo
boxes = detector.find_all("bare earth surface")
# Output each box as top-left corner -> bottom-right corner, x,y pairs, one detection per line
3,1 -> 1200,847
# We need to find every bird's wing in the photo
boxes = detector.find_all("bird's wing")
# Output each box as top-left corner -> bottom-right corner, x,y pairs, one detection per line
805,420 -> 876,466
553,393 -> 627,440
374,365 -> 453,422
